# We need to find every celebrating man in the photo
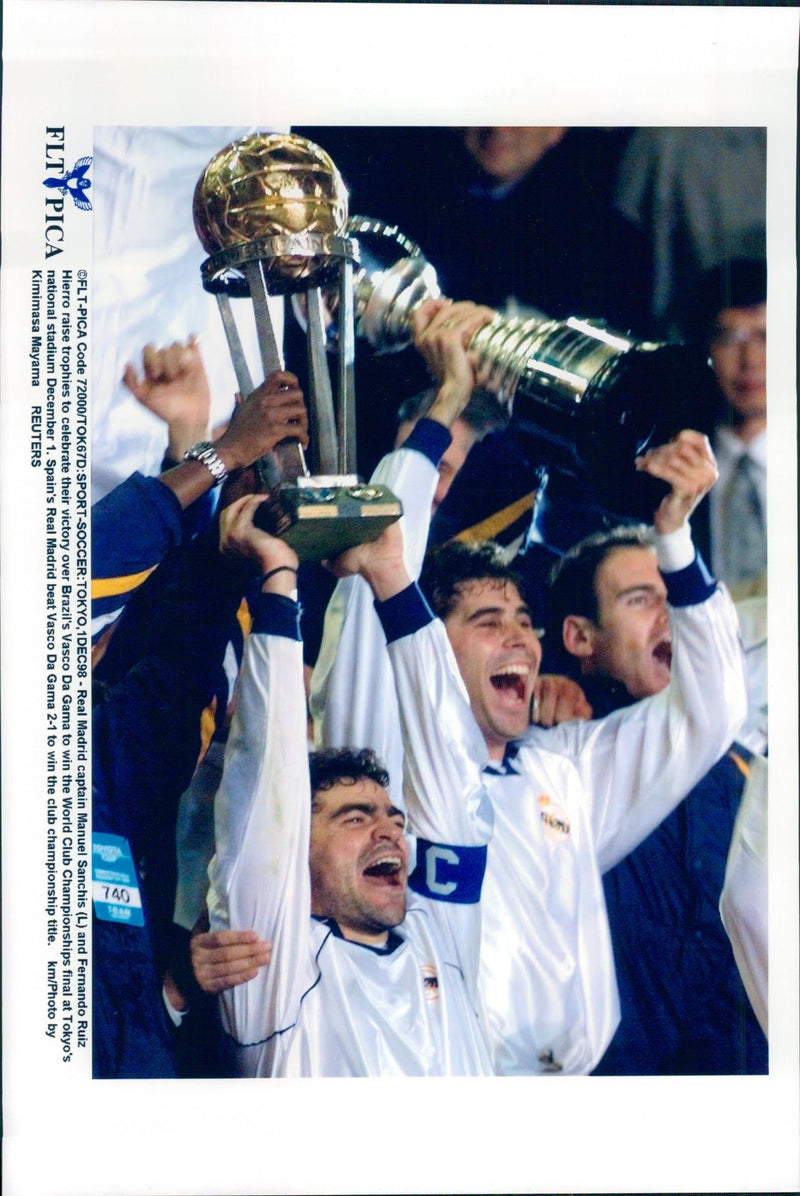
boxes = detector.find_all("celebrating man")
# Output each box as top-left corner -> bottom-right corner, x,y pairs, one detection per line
206,499 -> 494,1077
315,300 -> 747,1074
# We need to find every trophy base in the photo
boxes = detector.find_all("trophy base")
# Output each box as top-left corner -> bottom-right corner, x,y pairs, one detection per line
253,480 -> 402,562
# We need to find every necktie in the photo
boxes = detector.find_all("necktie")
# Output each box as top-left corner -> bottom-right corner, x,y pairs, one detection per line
723,453 -> 766,584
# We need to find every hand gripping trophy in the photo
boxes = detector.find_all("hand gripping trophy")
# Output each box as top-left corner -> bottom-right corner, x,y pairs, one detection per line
193,133 -> 401,559
317,217 -> 719,521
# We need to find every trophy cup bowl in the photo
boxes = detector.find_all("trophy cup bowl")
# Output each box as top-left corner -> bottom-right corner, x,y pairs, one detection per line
306,217 -> 718,521
194,136 -> 402,559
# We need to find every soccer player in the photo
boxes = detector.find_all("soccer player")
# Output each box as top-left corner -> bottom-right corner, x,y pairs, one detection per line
314,299 -> 747,1074
544,524 -> 767,1073
205,498 -> 494,1077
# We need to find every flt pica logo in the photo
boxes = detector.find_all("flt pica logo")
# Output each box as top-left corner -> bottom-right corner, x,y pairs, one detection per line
42,127 -> 92,259
44,156 -> 92,211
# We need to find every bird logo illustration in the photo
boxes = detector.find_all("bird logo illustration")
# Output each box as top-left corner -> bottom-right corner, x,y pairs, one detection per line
43,156 -> 93,211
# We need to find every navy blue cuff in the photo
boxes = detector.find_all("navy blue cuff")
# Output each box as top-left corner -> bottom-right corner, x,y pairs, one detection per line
250,591 -> 302,640
375,583 -> 435,644
409,839 -> 487,904
402,418 -> 451,467
663,551 -> 717,608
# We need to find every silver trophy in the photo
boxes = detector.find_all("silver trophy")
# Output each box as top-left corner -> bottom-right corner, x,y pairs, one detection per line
193,134 -> 401,559
302,217 -> 717,517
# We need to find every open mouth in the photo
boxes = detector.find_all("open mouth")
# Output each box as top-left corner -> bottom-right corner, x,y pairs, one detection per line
362,857 -> 404,886
652,641 -> 672,668
490,664 -> 530,703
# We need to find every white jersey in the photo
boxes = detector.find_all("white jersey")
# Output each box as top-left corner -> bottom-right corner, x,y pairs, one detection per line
207,599 -> 493,1077
313,429 -> 748,1074
720,752 -> 768,1037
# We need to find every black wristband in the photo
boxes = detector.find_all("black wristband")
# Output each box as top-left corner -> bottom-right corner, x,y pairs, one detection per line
259,564 -> 298,588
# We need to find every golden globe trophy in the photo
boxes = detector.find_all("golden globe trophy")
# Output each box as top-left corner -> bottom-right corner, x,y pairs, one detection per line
194,133 -> 401,559
313,217 -> 717,520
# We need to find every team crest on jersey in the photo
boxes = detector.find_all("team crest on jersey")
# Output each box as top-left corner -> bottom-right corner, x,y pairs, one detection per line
538,795 -> 571,843
421,964 -> 440,1001
538,1048 -> 563,1072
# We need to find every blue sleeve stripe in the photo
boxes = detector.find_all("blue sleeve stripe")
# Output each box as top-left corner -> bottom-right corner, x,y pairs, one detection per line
250,592 -> 302,640
408,838 -> 487,904
375,583 -> 435,644
663,551 -> 717,607
403,418 -> 451,467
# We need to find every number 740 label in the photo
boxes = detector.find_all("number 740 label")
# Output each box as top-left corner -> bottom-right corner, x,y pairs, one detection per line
92,833 -> 145,927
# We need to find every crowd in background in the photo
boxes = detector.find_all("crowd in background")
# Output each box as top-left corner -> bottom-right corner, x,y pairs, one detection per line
90,126 -> 768,1080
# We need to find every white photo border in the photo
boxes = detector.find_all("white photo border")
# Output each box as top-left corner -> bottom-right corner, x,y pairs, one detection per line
2,4 -> 797,1195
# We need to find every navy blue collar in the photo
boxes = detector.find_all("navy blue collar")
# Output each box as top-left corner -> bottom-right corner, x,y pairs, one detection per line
483,741 -> 521,776
312,915 -> 404,955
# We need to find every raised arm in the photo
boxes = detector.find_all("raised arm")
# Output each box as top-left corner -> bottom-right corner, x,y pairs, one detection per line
310,300 -> 494,799
123,336 -> 212,462
330,521 -> 493,1000
309,425 -> 442,798
329,522 -> 493,852
157,367 -> 308,511
206,497 -> 312,1050
92,367 -> 308,639
543,430 -> 748,869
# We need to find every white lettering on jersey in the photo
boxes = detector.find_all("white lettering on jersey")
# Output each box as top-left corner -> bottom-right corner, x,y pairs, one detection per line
425,845 -> 460,896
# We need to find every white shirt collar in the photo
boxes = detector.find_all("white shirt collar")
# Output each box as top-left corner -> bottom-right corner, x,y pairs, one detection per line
714,424 -> 767,470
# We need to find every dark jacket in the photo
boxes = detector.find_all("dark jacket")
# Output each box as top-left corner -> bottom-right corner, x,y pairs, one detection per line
583,673 -> 767,1075
92,528 -> 251,1078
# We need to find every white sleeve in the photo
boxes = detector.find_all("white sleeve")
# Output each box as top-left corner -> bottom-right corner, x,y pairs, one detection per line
207,628 -> 312,1044
388,618 -> 493,848
310,443 -> 437,803
734,594 -> 768,755
387,613 -> 493,1004
720,753 -> 768,1036
537,583 -> 748,872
